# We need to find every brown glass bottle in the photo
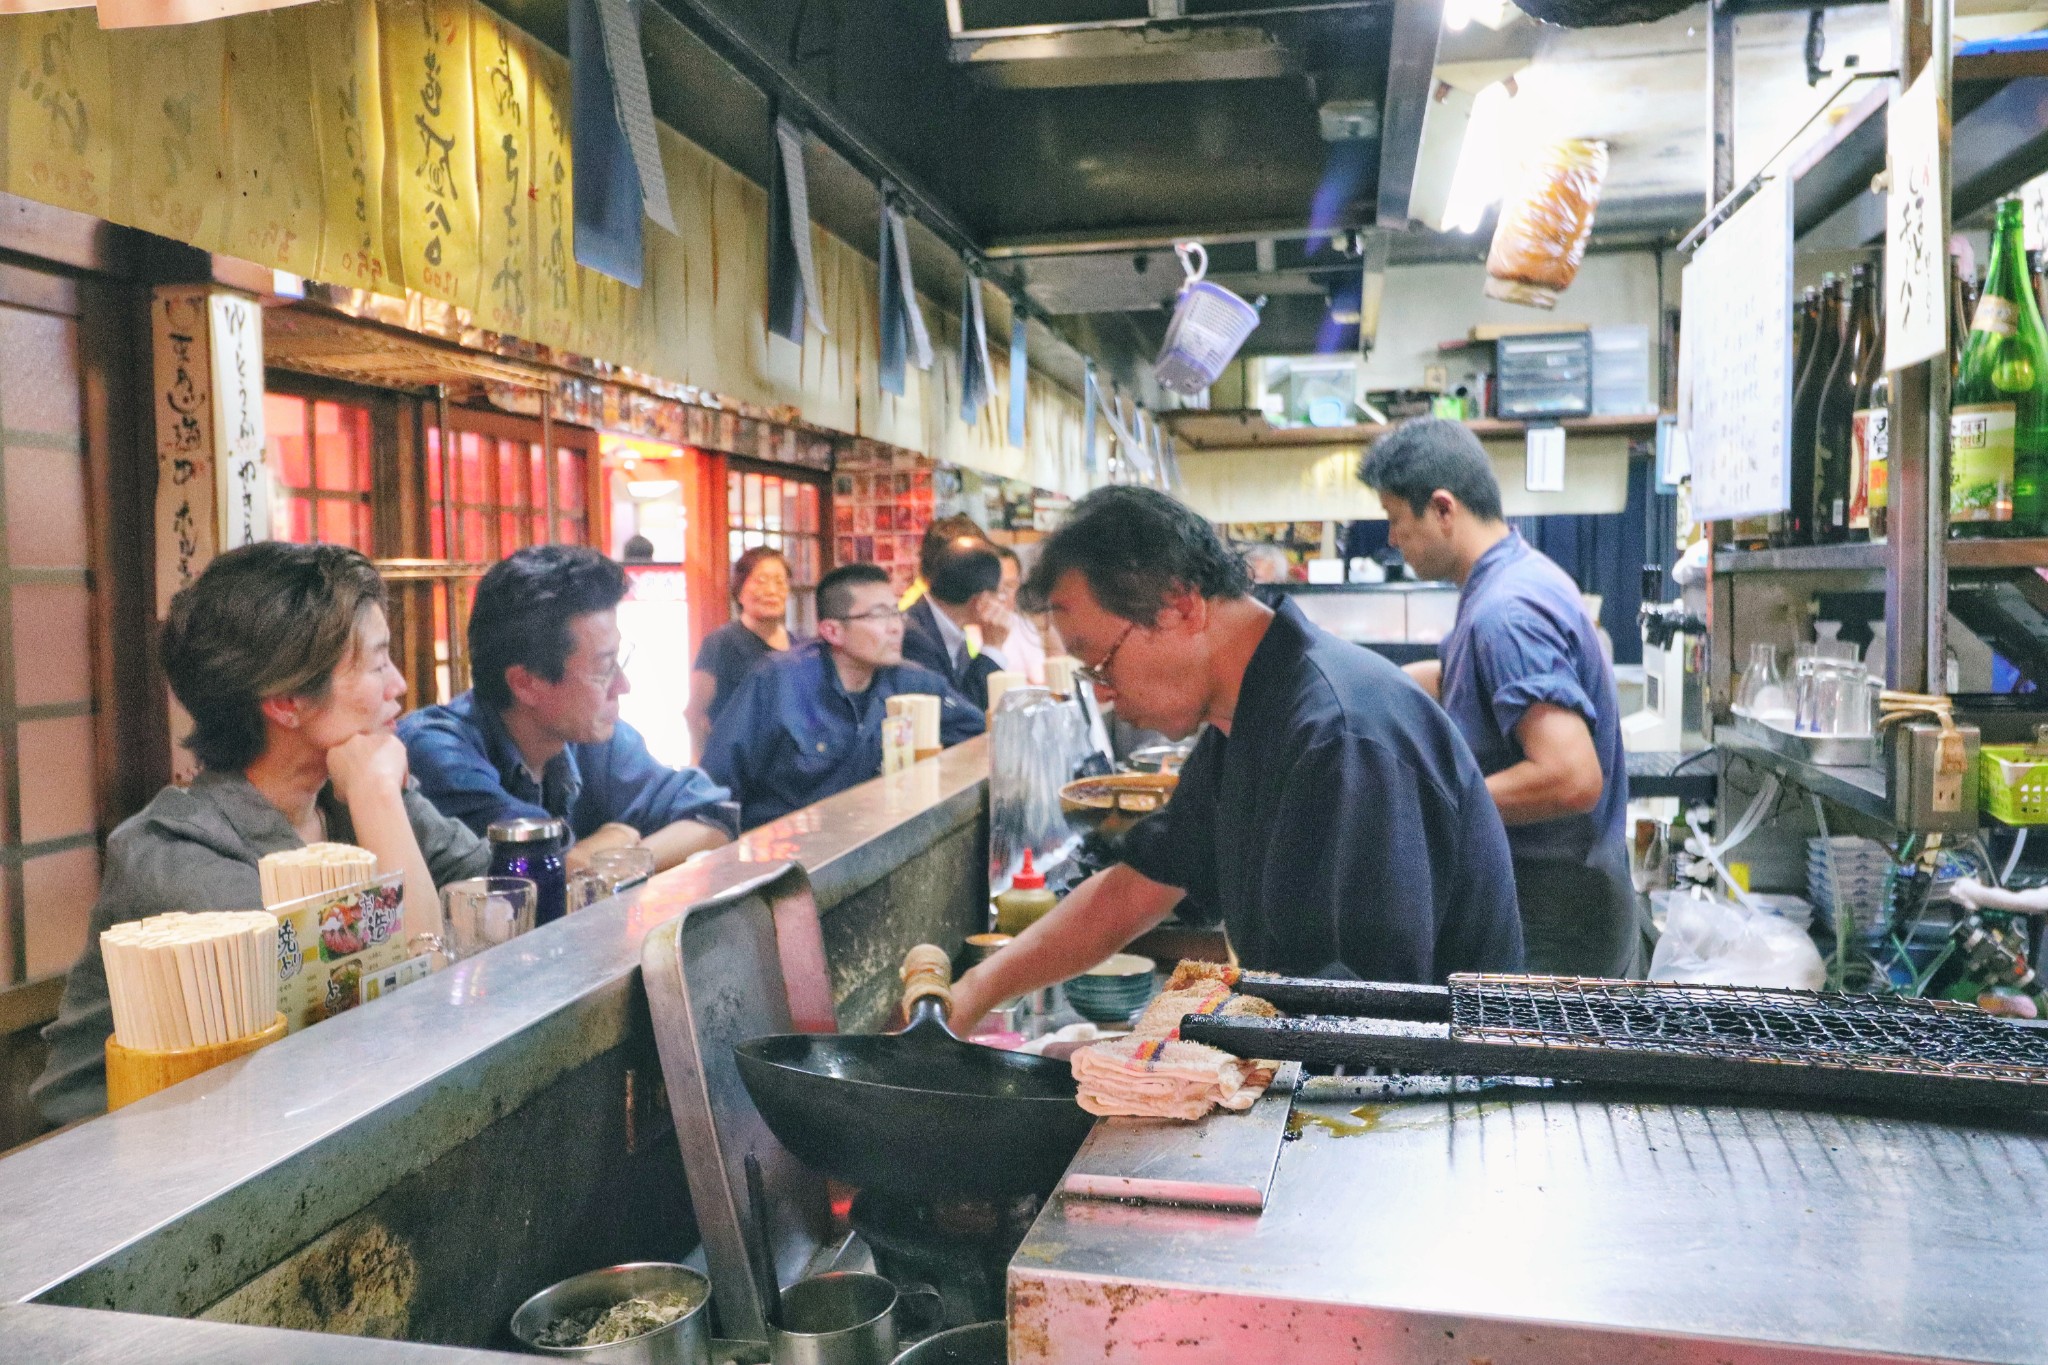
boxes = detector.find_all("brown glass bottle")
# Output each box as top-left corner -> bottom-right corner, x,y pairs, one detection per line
1781,273 -> 1844,547
1816,264 -> 1877,542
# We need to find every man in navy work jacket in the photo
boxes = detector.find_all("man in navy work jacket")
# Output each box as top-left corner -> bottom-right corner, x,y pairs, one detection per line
947,487 -> 1522,1031
901,535 -> 1009,709
1360,417 -> 1647,978
400,546 -> 737,871
704,563 -> 985,830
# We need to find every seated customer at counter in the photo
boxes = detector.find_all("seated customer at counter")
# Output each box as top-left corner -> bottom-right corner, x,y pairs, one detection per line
400,546 -> 736,871
1361,418 -> 1645,977
948,486 -> 1523,1032
704,564 -> 984,830
32,544 -> 490,1124
685,546 -> 792,757
901,536 -> 1010,709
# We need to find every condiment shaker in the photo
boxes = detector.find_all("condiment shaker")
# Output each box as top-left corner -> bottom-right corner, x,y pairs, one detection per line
487,817 -> 569,925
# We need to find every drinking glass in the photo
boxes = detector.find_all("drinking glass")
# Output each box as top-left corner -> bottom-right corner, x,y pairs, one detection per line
567,846 -> 658,911
440,877 -> 537,960
1736,643 -> 1790,719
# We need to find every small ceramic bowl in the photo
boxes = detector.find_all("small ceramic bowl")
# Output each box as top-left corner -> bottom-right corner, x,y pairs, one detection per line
1062,953 -> 1157,1024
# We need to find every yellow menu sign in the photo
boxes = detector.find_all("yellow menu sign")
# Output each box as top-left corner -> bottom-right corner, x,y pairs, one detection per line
308,0 -> 395,296
111,21 -> 228,251
472,14 -> 533,336
6,8 -> 114,223
222,12 -> 324,279
382,0 -> 480,309
528,43 -> 576,353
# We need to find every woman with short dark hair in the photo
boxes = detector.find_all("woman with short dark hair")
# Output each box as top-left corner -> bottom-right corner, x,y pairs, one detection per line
685,547 -> 791,757
30,543 -> 489,1126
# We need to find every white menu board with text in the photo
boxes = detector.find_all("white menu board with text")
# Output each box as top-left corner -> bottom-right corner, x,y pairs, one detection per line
1680,176 -> 1794,520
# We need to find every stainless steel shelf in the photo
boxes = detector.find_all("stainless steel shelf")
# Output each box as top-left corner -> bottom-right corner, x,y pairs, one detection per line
1714,538 -> 2048,575
1717,728 -> 1892,824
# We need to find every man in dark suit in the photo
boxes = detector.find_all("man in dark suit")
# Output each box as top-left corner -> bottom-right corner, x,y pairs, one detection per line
901,535 -> 1008,709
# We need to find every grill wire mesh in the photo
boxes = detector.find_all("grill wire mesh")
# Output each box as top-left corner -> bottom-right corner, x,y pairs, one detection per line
1448,975 -> 2048,1085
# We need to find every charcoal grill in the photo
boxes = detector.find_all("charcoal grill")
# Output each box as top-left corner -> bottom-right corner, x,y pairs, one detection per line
1178,973 -> 2048,1115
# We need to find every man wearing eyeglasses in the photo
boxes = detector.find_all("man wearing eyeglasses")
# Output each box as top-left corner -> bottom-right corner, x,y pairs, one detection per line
400,545 -> 738,872
704,563 -> 984,830
948,486 -> 1523,1033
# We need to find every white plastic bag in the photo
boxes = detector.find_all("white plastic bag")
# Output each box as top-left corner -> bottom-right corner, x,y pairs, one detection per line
1648,890 -> 1825,990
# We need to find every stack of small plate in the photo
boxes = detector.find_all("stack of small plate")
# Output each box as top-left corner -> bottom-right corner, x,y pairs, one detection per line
1807,836 -> 1889,941
1061,954 -> 1157,1024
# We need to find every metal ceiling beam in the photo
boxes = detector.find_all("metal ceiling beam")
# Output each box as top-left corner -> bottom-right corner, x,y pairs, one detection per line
986,219 -> 1372,257
945,0 -> 1380,44
1374,0 -> 1445,230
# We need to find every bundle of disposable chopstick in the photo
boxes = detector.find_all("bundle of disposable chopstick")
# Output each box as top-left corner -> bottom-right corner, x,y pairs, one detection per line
1070,961 -> 1281,1121
258,843 -> 378,910
102,911 -> 280,1050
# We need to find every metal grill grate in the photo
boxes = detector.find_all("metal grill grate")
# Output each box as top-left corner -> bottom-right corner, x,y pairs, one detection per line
1448,975 -> 2048,1085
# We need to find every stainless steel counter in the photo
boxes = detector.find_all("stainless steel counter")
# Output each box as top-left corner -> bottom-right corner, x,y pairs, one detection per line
1011,1076 -> 2048,1364
0,741 -> 990,1362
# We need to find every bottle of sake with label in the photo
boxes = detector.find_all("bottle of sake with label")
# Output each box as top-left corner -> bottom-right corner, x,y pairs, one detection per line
1951,197 -> 2048,536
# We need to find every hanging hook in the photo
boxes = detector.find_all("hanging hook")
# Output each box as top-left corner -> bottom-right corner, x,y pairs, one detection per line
1174,241 -> 1207,287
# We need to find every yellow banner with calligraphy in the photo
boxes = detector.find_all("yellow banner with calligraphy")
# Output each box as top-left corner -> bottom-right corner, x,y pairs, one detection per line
4,7 -> 113,222
381,0 -> 479,309
221,12 -> 323,278
108,21 -> 227,251
526,40 -> 576,353
471,12 -> 531,336
306,0 -> 394,296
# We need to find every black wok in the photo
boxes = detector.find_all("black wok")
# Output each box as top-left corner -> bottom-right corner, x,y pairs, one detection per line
734,945 -> 1097,1201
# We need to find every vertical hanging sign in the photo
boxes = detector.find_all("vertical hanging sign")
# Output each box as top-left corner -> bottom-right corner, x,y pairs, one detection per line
208,293 -> 269,553
530,48 -> 579,353
222,13 -> 324,278
1885,68 -> 1948,372
474,14 -> 533,335
5,9 -> 115,222
383,0 -> 481,308
152,287 -> 218,620
113,20 -> 228,251
1008,302 -> 1027,449
308,0 -> 393,295
878,187 -> 907,396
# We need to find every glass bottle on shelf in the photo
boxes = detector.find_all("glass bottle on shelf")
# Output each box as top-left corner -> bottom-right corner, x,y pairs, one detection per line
1857,356 -> 1890,544
1817,263 -> 1877,543
1951,197 -> 2048,537
1735,642 -> 1790,722
1781,273 -> 1844,547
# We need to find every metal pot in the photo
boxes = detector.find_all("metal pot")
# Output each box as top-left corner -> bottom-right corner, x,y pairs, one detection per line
509,1262 -> 712,1365
890,1322 -> 1006,1365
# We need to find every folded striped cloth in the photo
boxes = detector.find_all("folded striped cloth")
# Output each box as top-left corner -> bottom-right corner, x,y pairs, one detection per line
1070,961 -> 1281,1121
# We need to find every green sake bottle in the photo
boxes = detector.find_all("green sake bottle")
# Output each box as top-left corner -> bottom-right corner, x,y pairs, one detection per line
1951,197 -> 2048,537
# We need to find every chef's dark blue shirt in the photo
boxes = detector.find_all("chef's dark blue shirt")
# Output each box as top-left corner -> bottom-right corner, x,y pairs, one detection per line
399,691 -> 739,840
1437,531 -> 1629,868
1121,598 -> 1522,982
702,641 -> 985,830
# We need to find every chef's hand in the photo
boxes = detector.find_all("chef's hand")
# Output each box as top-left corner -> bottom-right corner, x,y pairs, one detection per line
947,964 -> 1001,1038
327,732 -> 411,808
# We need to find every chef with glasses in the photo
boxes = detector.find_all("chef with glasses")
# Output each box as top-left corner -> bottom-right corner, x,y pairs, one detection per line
948,487 -> 1524,1034
703,563 -> 984,831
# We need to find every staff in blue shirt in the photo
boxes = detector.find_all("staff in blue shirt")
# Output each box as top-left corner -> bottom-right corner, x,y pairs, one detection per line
947,486 -> 1522,1034
399,546 -> 737,872
1360,418 -> 1648,978
704,563 -> 984,830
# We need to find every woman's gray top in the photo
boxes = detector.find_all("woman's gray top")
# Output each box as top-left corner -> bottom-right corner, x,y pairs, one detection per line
30,769 -> 490,1126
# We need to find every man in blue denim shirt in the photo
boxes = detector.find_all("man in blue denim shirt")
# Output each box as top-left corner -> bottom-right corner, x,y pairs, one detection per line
1361,418 -> 1648,977
400,546 -> 736,871
705,563 -> 984,830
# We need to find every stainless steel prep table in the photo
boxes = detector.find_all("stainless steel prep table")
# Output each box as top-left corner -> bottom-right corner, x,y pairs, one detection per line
0,741 -> 991,1363
1011,1077 -> 2048,1364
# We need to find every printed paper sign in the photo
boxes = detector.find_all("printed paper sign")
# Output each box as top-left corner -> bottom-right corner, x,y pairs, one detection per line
1885,69 -> 1948,372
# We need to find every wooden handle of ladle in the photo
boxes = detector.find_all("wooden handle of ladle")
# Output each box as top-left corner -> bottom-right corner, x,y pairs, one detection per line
900,944 -> 954,1014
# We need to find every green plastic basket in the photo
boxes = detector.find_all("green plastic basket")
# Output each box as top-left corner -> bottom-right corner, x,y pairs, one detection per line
1980,744 -> 2048,825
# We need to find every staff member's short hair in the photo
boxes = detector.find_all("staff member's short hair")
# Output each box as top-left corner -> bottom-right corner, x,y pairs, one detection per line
926,538 -> 1002,607
161,542 -> 389,772
1358,417 -> 1505,521
470,546 -> 628,710
816,562 -> 891,620
1024,486 -> 1250,623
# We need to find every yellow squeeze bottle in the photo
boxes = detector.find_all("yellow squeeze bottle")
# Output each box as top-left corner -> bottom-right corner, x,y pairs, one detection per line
994,848 -> 1058,936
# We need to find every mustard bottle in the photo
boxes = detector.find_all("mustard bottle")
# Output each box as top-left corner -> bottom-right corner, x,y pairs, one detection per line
993,848 -> 1058,937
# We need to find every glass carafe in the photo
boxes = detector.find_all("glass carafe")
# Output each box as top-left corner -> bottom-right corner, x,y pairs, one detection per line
1736,643 -> 1789,720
